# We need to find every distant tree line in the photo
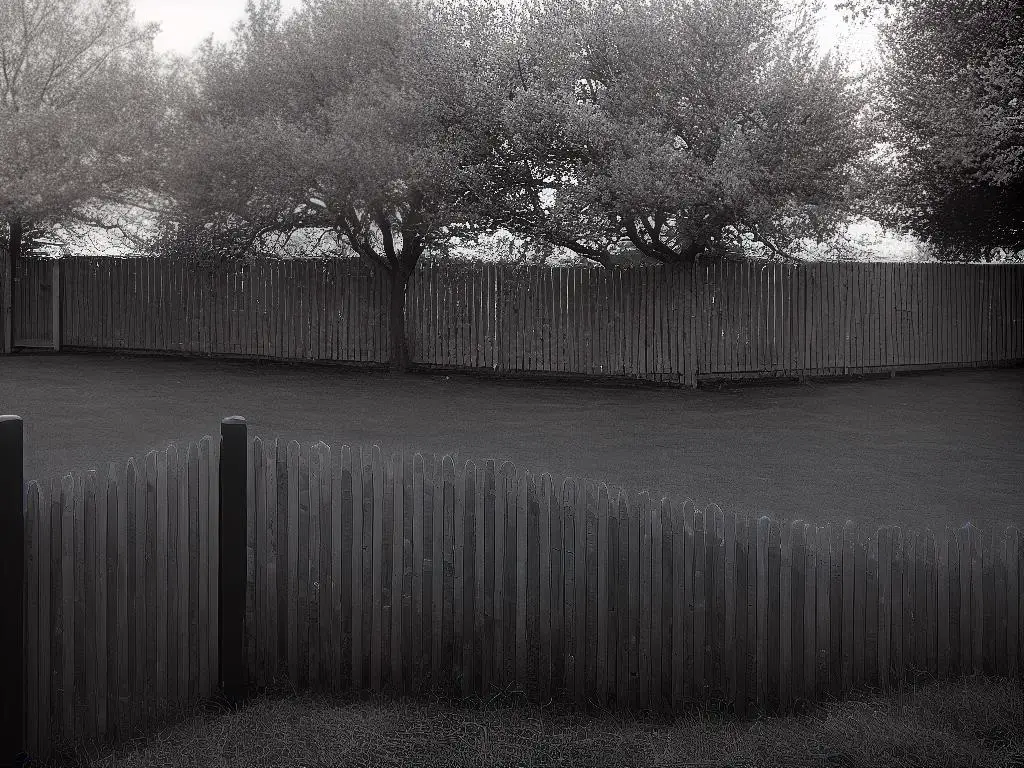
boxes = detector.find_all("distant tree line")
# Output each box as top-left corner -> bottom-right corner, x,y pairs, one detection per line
1,0 -> 1021,369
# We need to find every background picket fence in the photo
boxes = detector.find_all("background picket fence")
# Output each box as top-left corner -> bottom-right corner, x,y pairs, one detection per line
8,256 -> 1024,383
15,431 -> 1024,761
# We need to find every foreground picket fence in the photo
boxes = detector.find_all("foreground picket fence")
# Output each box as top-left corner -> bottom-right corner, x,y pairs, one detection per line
3,419 -> 1023,762
7,257 -> 1024,383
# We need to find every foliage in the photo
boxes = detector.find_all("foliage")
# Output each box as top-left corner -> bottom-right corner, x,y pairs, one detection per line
168,0 -> 511,270
853,0 -> 1024,260
163,0 -> 517,368
0,0 -> 166,254
143,219 -> 357,264
474,0 -> 876,267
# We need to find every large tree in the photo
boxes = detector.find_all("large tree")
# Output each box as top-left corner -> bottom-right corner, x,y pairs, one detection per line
474,0 -> 875,267
0,0 -> 165,348
845,0 -> 1024,260
165,0 -> 512,372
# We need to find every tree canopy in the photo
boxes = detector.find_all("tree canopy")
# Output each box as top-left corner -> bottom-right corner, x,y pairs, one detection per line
850,0 -> 1024,260
165,0 -> 514,368
474,0 -> 876,267
0,0 -> 165,256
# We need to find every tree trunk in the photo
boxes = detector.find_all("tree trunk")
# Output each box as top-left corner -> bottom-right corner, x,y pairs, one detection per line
388,267 -> 412,374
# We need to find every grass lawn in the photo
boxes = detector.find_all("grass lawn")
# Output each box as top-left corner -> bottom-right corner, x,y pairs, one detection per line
43,677 -> 1024,767
1,352 -> 1022,533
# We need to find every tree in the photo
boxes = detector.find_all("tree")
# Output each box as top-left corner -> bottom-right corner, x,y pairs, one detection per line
474,0 -> 875,267
0,0 -> 165,347
846,0 -> 1024,260
164,0 -> 512,372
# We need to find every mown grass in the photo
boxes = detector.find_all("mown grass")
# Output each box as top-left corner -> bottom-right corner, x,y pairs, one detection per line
35,676 -> 1024,768
3,353 -> 1023,533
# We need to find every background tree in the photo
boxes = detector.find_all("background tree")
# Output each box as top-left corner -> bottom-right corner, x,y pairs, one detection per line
164,0 -> 512,372
475,0 -> 875,267
0,0 -> 165,273
842,0 -> 1024,260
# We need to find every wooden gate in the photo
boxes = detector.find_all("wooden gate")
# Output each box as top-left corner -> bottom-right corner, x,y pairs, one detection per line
12,258 -> 59,350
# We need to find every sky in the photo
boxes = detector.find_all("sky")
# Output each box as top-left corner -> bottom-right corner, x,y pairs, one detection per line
132,0 -> 882,65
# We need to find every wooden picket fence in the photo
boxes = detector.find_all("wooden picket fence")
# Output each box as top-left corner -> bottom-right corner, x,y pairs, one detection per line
9,256 -> 56,348
19,440 -> 221,760
15,432 -> 1024,761
9,256 -> 1024,383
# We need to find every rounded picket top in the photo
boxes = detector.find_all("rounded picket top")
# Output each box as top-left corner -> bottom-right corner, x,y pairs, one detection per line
692,504 -> 707,533
614,488 -> 630,516
499,460 -> 517,482
704,503 -> 725,540
561,476 -> 577,504
442,454 -> 456,478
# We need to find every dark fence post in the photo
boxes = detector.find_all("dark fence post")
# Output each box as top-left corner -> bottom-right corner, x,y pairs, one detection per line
0,416 -> 25,766
218,416 -> 248,703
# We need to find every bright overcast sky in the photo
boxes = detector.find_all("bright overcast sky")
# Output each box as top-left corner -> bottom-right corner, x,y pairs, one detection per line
133,0 -> 881,65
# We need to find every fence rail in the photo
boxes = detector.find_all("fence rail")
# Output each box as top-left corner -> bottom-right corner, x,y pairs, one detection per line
10,256 -> 1024,383
10,425 -> 1024,761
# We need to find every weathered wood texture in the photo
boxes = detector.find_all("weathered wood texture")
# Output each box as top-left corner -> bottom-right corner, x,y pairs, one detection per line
18,436 -> 1024,761
13,257 -> 1022,380
10,255 -> 55,348
21,440 -> 219,761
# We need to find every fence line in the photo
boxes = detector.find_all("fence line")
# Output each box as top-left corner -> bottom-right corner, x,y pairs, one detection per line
10,256 -> 1024,382
13,427 -> 1024,761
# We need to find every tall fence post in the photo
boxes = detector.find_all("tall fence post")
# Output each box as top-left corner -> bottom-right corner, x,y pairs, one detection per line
218,416 -> 249,703
0,248 -> 11,355
0,416 -> 25,766
51,259 -> 61,352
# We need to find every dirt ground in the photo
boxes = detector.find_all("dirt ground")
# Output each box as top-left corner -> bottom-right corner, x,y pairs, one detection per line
1,351 -> 1021,534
